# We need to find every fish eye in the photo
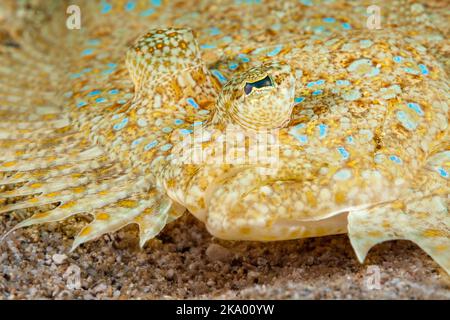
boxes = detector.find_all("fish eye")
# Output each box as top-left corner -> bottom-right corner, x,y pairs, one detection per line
244,75 -> 273,95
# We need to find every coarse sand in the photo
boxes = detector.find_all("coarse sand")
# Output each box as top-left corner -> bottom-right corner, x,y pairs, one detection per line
1,212 -> 449,299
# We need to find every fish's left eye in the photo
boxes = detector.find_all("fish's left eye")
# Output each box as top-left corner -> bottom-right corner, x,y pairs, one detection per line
244,75 -> 273,95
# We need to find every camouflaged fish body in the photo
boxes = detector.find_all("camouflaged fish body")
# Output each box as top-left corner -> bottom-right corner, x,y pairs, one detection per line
0,0 -> 448,274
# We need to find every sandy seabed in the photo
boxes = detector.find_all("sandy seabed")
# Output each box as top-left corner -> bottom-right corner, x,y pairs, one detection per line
1,213 -> 449,299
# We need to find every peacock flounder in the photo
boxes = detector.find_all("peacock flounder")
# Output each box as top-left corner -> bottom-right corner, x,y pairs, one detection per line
0,0 -> 448,275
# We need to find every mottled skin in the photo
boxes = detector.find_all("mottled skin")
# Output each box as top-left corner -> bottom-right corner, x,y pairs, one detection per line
0,1 -> 448,274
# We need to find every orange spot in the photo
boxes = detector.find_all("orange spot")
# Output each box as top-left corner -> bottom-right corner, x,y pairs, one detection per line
391,200 -> 405,210
29,198 -> 39,203
334,191 -> 346,204
166,179 -> 176,188
117,200 -> 139,208
29,183 -> 43,189
239,227 -> 251,235
179,41 -> 187,49
98,191 -> 109,196
167,32 -> 178,37
60,201 -> 76,209
423,229 -> 446,238
32,212 -> 49,219
96,213 -> 110,220
80,226 -> 92,236
45,192 -> 59,198
382,221 -> 391,229
368,231 -> 383,237
2,161 -> 16,167
434,244 -> 448,252
13,172 -> 25,179
72,187 -> 85,194
306,191 -> 317,207
156,43 -> 163,49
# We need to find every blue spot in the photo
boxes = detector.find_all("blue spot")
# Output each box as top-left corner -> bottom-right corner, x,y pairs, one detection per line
187,97 -> 199,109
144,140 -> 158,150
109,89 -> 119,95
403,67 -> 420,75
300,0 -> 313,6
271,23 -> 281,31
389,155 -> 402,164
437,167 -> 448,178
407,102 -> 424,116
315,79 -> 325,85
77,101 -> 87,108
140,8 -> 155,16
118,100 -> 127,104
294,123 -> 305,130
337,147 -> 350,160
306,81 -> 316,88
418,64 -> 429,75
293,134 -> 308,144
193,121 -> 203,127
125,1 -> 135,11
209,27 -> 221,36
374,154 -> 384,163
87,90 -> 101,97
318,124 -> 327,138
393,56 -> 403,63
70,73 -> 83,79
151,0 -> 161,6
294,97 -> 305,104
131,138 -> 143,147
346,136 -> 354,144
312,90 -> 323,95
323,17 -> 336,23
200,44 -> 216,49
113,117 -> 129,131
238,54 -> 250,62
397,110 -> 417,130
87,39 -> 101,46
102,69 -> 114,75
221,36 -> 233,43
95,97 -> 107,103
160,144 -> 173,151
107,63 -> 117,68
267,45 -> 283,57
336,79 -> 350,86
334,169 -> 352,181
314,26 -> 325,33
229,63 -> 238,70
101,2 -> 112,14
82,68 -> 92,74
180,129 -> 193,135
162,127 -> 173,133
174,119 -> 184,125
81,49 -> 94,56
212,69 -> 227,84
342,22 -> 352,30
